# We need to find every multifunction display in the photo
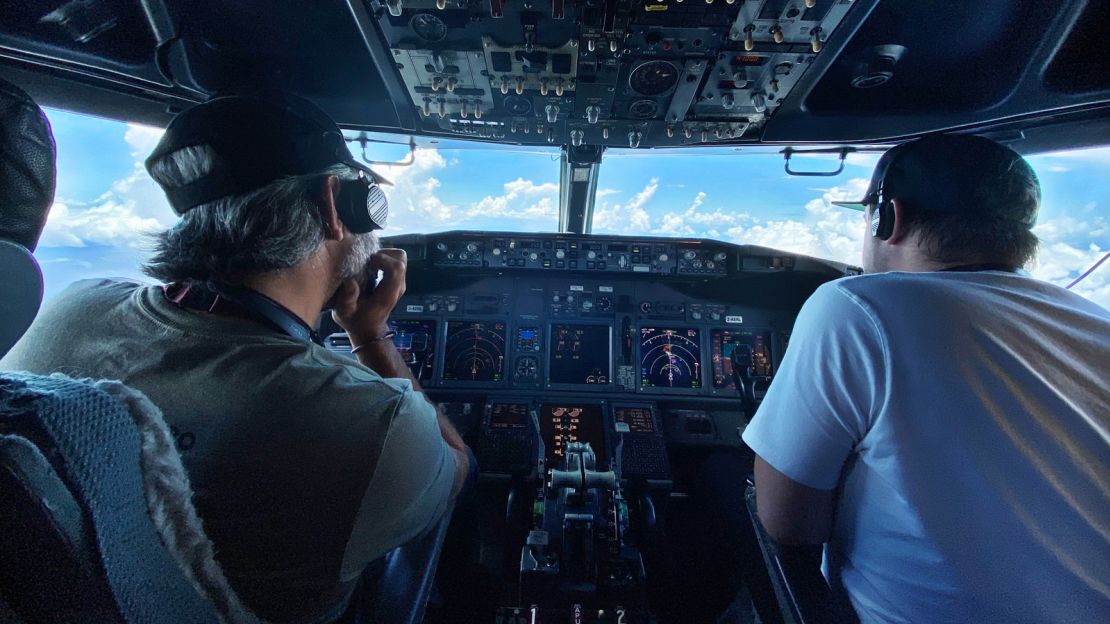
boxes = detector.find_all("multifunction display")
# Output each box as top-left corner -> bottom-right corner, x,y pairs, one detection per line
549,323 -> 611,385
388,319 -> 437,383
710,329 -> 774,390
488,402 -> 530,429
539,404 -> 606,463
639,327 -> 702,389
614,406 -> 656,434
443,321 -> 507,382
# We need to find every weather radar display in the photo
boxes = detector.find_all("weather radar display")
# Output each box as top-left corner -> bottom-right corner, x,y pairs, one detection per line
443,321 -> 507,382
639,327 -> 702,389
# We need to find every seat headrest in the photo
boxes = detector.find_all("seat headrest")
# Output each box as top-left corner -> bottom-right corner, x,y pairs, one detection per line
0,78 -> 56,358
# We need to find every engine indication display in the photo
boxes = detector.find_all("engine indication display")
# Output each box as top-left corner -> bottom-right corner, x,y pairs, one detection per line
639,327 -> 702,389
549,323 -> 611,385
443,321 -> 507,382
614,406 -> 656,434
540,404 -> 606,464
388,319 -> 437,383
711,329 -> 774,390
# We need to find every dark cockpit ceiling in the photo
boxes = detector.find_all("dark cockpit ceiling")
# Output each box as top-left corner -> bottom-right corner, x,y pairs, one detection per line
1,0 -> 1108,153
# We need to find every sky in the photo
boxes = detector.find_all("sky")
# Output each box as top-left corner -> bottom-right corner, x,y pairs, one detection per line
34,107 -> 1110,309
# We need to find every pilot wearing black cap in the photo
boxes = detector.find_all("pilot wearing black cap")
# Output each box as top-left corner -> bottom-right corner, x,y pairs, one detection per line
2,95 -> 473,623
742,135 -> 1110,622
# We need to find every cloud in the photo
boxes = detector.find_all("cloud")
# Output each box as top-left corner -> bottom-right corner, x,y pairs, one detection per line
40,123 -> 176,248
467,178 -> 559,221
593,178 -> 658,233
373,148 -> 459,232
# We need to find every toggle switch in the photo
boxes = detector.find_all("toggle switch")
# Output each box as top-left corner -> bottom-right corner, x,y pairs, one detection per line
744,25 -> 755,52
546,104 -> 559,123
586,105 -> 600,124
772,26 -> 784,44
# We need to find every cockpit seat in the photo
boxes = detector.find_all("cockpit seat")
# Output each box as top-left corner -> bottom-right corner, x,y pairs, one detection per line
0,76 -> 256,624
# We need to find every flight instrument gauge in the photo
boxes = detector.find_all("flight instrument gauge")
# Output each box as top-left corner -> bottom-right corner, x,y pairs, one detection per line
444,321 -> 507,382
640,327 -> 702,389
515,356 -> 539,382
409,12 -> 447,42
629,61 -> 679,96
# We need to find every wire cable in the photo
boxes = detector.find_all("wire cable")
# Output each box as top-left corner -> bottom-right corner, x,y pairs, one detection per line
1065,250 -> 1110,290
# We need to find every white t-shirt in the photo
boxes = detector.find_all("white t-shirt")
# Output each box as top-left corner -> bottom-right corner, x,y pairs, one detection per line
743,270 -> 1110,624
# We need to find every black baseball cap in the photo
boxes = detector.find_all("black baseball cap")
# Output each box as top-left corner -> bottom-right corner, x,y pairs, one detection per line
832,134 -> 1039,228
146,94 -> 388,216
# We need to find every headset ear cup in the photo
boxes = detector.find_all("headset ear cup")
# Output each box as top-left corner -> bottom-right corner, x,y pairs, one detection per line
335,180 -> 374,234
874,200 -> 895,240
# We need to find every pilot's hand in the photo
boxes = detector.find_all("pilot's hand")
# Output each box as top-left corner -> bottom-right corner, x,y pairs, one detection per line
332,248 -> 407,345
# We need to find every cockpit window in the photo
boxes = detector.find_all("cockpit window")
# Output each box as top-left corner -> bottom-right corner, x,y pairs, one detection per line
597,147 -> 1110,308
33,108 -> 1109,309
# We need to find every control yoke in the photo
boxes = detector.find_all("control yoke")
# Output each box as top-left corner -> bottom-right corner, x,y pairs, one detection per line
731,343 -> 758,417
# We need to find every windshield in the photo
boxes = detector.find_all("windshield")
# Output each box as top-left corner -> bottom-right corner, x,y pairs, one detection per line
595,147 -> 1110,307
34,108 -> 1109,308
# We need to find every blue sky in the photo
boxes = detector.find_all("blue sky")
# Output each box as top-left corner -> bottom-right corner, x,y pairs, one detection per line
34,107 -> 1110,308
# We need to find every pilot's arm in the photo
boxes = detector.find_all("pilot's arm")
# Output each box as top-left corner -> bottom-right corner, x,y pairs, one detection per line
742,281 -> 887,546
333,248 -> 472,497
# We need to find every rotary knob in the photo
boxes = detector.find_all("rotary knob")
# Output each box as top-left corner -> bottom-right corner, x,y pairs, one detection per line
466,243 -> 478,253
556,249 -> 566,259
683,250 -> 697,261
436,242 -> 448,252
587,250 -> 598,260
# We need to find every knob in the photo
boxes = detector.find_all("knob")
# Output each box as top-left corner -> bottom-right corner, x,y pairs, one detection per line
516,78 -> 525,94
431,77 -> 443,92
446,77 -> 459,92
422,98 -> 433,116
540,78 -> 549,96
492,247 -> 502,256
587,250 -> 598,260
529,252 -> 539,261
771,26 -> 784,44
714,252 -> 727,261
684,250 -> 697,260
752,93 -> 767,113
706,261 -> 715,270
684,127 -> 692,139
701,128 -> 709,142
566,295 -> 575,304
628,130 -> 642,148
556,249 -> 566,259
523,123 -> 530,134
721,93 -> 735,110
546,104 -> 559,123
474,106 -> 482,119
602,126 -> 609,139
586,105 -> 600,124
458,252 -> 468,260
547,133 -> 555,144
587,39 -> 596,52
438,100 -> 446,118
710,311 -> 721,321
466,243 -> 478,253
536,123 -> 545,134
435,0 -> 446,8
715,127 -> 724,139
385,0 -> 403,17
500,78 -> 510,95
693,259 -> 703,269
805,0 -> 816,7
459,101 -> 468,118
446,302 -> 457,312
811,28 -> 823,53
692,311 -> 703,320
427,302 -> 438,312
658,253 -> 669,262
436,242 -> 448,252
666,126 -> 674,138
555,80 -> 565,96
552,294 -> 561,302
619,256 -> 629,268
570,129 -> 584,147
744,25 -> 755,52
770,79 -> 780,93
610,40 -> 618,53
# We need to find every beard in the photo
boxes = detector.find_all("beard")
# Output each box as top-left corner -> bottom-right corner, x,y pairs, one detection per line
339,231 -> 381,281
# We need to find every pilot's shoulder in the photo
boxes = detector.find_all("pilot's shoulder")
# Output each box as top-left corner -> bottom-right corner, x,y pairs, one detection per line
297,346 -> 424,409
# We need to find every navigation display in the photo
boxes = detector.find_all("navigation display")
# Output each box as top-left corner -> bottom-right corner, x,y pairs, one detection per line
711,329 -> 774,390
549,323 -> 611,385
388,319 -> 437,383
614,406 -> 656,434
540,404 -> 607,464
639,327 -> 702,389
443,321 -> 507,382
488,402 -> 530,429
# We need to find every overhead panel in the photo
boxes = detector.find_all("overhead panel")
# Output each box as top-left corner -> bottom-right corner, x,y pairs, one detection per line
372,0 -> 858,148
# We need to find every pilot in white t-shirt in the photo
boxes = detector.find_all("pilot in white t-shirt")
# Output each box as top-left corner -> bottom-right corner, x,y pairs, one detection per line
744,270 -> 1110,623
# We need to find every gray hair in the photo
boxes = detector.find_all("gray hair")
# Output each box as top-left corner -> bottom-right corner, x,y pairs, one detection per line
143,145 -> 358,283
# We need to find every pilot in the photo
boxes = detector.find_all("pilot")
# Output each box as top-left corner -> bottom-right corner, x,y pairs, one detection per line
1,95 -> 473,623
743,134 -> 1110,622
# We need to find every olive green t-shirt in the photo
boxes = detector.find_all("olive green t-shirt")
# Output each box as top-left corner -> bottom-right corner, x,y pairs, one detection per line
1,279 -> 456,623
